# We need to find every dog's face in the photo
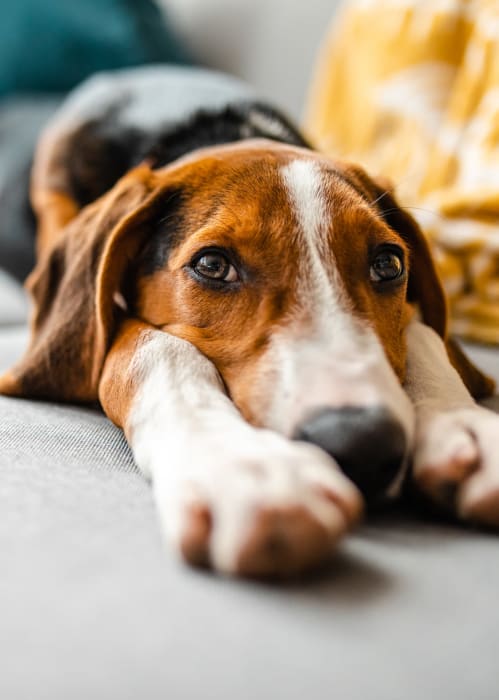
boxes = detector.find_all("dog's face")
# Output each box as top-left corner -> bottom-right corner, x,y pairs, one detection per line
132,142 -> 414,432
116,140 -> 443,498
4,139 -> 450,499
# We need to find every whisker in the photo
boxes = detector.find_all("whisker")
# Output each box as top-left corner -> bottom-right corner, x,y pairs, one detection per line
370,189 -> 390,207
380,205 -> 440,218
401,205 -> 440,216
369,164 -> 426,208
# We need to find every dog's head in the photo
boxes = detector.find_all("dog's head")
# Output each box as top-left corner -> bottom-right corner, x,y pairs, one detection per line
1,140 -> 492,500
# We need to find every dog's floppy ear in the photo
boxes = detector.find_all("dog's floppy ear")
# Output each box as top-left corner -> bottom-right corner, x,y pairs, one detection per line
0,165 -> 172,402
344,166 -> 494,399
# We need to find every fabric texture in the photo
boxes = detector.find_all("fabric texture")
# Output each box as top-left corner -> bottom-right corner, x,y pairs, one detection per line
305,0 -> 499,343
0,0 -> 191,98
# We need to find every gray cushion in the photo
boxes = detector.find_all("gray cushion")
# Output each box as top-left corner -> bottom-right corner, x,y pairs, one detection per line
1,275 -> 499,699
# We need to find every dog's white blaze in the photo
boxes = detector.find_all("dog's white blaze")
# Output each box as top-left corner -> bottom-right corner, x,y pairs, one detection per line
281,160 -> 353,323
128,330 -> 357,573
281,159 -> 328,256
275,159 -> 415,455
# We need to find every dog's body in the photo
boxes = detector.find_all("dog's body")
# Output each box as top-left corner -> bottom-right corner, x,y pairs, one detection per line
1,66 -> 498,577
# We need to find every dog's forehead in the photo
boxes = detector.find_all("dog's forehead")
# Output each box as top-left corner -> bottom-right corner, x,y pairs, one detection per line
162,139 -> 360,196
149,141 -> 394,291
161,141 -> 375,232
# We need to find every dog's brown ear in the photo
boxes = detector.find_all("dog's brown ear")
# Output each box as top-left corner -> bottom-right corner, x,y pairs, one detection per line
344,165 -> 494,399
445,336 -> 495,400
0,165 -> 170,403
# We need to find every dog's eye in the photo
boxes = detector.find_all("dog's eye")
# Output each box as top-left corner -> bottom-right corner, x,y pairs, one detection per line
193,252 -> 238,282
370,248 -> 404,283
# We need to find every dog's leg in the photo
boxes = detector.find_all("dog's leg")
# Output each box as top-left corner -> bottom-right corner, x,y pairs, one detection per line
405,320 -> 499,525
99,320 -> 362,577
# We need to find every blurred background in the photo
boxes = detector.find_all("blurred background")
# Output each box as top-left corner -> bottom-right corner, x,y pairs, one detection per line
164,0 -> 340,119
0,0 -> 339,119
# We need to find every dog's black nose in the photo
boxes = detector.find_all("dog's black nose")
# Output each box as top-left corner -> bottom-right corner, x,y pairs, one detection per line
294,406 -> 407,500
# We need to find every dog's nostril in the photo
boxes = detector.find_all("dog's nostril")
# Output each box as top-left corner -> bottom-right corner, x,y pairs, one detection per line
293,406 -> 407,500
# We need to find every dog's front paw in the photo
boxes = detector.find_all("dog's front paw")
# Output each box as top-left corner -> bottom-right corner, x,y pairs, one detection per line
154,432 -> 362,577
412,406 -> 499,526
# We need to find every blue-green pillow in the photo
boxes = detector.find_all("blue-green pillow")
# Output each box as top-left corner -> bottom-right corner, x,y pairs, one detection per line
0,0 -> 192,97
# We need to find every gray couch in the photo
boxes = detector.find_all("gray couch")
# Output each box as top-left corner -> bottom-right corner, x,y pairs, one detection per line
1,265 -> 499,700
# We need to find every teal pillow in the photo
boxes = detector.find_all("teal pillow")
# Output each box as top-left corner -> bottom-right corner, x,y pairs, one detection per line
0,0 -> 192,97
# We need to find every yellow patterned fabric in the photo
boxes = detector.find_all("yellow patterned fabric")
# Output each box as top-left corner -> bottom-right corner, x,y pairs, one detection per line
305,0 -> 499,343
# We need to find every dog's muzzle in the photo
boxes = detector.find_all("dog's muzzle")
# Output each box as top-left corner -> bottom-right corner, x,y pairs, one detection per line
293,406 -> 407,501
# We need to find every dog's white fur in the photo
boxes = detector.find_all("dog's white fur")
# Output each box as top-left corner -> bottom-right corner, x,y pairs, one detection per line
128,330 -> 360,573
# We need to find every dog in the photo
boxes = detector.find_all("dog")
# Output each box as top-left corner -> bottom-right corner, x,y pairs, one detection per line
1,66 -> 498,577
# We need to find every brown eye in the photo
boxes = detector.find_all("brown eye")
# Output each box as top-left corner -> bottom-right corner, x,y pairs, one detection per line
193,252 -> 238,282
370,248 -> 404,283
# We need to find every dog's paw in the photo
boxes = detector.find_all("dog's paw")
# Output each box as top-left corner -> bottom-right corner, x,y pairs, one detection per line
412,405 -> 499,526
153,431 -> 363,577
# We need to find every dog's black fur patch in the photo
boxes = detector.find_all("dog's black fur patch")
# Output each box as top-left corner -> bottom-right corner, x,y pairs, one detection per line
134,189 -> 187,276
63,101 -> 310,208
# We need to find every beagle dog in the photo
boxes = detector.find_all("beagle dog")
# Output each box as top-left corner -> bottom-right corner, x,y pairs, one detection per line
1,67 -> 498,577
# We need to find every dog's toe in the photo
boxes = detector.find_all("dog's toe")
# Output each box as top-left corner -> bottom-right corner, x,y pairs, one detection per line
157,434 -> 362,578
458,470 -> 499,527
235,504 -> 343,578
413,406 -> 499,525
179,503 -> 212,568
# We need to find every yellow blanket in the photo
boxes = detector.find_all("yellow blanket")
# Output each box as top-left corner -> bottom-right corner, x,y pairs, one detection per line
305,0 -> 499,343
